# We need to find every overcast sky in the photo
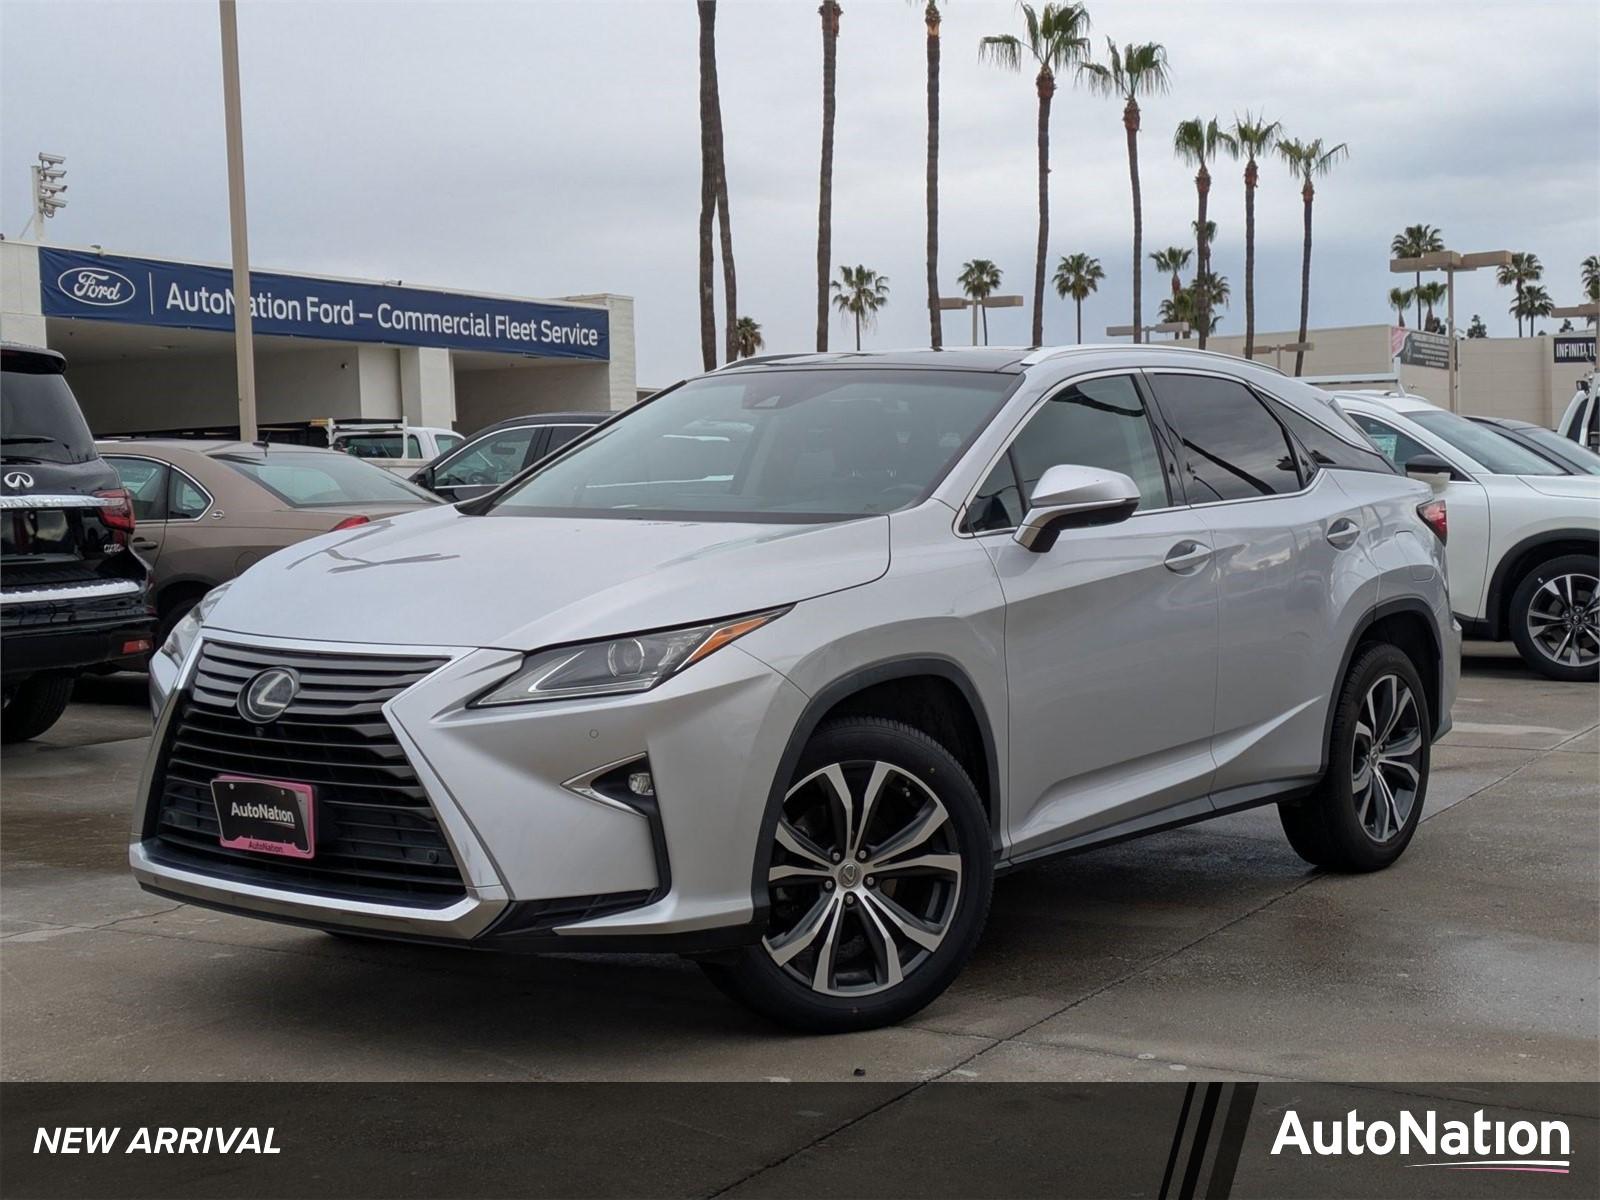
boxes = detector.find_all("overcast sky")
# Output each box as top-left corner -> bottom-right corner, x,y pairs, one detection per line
3,0 -> 1596,383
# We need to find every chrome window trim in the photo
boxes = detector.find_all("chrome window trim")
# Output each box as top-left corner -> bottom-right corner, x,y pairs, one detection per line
102,453 -> 215,523
950,366 -> 1182,539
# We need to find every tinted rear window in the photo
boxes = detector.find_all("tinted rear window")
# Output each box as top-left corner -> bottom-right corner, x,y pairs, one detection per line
220,452 -> 437,507
1,363 -> 96,465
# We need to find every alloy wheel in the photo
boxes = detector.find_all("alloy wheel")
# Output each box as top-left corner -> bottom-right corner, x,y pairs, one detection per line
763,760 -> 963,997
1350,673 -> 1424,844
1525,572 -> 1600,670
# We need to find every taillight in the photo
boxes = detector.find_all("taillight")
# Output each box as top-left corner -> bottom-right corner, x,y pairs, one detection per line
331,514 -> 371,532
95,488 -> 135,534
1417,498 -> 1447,544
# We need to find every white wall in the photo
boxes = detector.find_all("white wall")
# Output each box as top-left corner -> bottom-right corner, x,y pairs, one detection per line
453,362 -> 616,433
69,347 -> 364,434
0,240 -> 47,347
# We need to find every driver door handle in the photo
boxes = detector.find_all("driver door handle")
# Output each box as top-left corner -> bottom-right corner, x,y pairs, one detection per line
1326,517 -> 1361,550
1164,540 -> 1212,574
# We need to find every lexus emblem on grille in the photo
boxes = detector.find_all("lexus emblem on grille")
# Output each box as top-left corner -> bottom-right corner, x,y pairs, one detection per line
238,668 -> 300,725
3,471 -> 34,489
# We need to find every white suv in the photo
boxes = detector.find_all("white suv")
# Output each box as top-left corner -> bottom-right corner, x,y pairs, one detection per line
1336,391 -> 1599,681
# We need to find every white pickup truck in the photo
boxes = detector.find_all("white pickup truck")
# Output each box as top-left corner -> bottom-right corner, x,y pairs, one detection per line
326,421 -> 465,477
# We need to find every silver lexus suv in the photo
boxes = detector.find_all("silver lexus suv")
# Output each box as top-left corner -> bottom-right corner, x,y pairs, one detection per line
132,347 -> 1459,1031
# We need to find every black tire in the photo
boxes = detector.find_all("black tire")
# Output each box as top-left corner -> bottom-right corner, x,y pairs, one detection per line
1508,554 -> 1599,682
1,674 -> 76,744
703,717 -> 993,1033
156,593 -> 203,651
1279,643 -> 1431,872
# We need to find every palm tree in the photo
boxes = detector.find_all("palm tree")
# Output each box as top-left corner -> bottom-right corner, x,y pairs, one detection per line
1390,224 -> 1444,328
980,2 -> 1094,346
696,1 -> 737,368
1150,246 -> 1192,298
1082,39 -> 1171,343
816,2 -> 842,352
1276,136 -> 1348,375
1173,117 -> 1232,350
1052,252 -> 1104,343
1466,313 -> 1488,338
1388,286 -> 1413,328
1417,280 -> 1447,332
1188,270 -> 1229,335
1512,283 -> 1554,336
957,258 -> 1004,344
734,316 -> 765,359
1581,255 -> 1599,324
1496,252 -> 1543,337
1226,112 -> 1280,359
832,264 -> 890,350
916,2 -> 946,349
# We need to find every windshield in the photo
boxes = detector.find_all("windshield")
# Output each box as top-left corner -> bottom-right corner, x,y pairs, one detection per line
1408,410 -> 1564,476
1,364 -> 96,465
491,368 -> 1019,521
221,452 -> 438,507
1515,424 -> 1600,475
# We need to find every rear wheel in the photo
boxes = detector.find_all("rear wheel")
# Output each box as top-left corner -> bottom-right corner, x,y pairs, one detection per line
1279,644 -> 1430,872
703,717 -> 992,1032
1508,555 -> 1599,682
1,673 -> 76,743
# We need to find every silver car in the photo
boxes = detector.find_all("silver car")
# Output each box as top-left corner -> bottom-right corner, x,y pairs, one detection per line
132,347 -> 1459,1031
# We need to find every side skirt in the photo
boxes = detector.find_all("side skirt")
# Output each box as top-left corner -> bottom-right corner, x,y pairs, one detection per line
996,776 -> 1320,873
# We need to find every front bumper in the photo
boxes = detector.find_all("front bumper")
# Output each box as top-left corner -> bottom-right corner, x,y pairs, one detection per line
130,630 -> 808,950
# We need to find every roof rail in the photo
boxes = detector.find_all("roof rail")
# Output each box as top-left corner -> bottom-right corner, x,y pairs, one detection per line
1019,342 -> 1285,375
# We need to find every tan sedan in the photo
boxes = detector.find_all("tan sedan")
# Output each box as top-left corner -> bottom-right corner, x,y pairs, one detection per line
97,440 -> 439,646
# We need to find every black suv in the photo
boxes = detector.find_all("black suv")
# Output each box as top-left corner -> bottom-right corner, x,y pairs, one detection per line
2,344 -> 153,741
410,411 -> 608,502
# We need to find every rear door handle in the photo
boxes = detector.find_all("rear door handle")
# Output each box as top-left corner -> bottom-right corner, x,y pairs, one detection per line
131,537 -> 159,551
1326,518 -> 1361,550
1164,540 -> 1212,574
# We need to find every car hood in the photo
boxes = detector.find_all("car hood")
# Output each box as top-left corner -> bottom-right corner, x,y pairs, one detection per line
1516,473 -> 1600,502
206,505 -> 889,651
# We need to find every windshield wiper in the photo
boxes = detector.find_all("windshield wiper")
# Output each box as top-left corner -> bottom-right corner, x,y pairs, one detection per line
1,435 -> 61,446
1,454 -> 45,464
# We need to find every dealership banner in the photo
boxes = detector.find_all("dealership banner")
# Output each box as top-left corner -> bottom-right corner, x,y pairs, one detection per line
1,1082 -> 1594,1198
39,248 -> 608,362
1554,333 -> 1596,364
1390,327 -> 1452,370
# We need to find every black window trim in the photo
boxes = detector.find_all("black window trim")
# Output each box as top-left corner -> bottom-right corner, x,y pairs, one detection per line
1138,366 -> 1324,509
102,452 -> 213,523
955,367 -> 1182,537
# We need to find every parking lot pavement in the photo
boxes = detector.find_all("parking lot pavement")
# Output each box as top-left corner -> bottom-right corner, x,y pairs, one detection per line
1,645 -> 1595,1084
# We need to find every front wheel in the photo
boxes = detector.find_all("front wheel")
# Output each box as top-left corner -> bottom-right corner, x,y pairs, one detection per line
703,717 -> 993,1032
1508,555 -> 1599,682
1279,644 -> 1431,872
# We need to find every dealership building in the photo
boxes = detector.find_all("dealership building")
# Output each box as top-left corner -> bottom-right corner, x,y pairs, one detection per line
0,238 -> 636,436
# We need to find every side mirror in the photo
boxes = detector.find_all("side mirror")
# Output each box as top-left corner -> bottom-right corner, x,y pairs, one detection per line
412,466 -> 434,490
1404,453 -> 1459,487
1014,464 -> 1141,553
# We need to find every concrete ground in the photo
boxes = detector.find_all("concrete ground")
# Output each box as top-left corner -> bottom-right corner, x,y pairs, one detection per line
2,644 -> 1595,1084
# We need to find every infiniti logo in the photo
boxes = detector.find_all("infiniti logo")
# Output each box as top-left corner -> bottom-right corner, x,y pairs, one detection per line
238,668 -> 300,725
57,266 -> 136,307
3,472 -> 35,489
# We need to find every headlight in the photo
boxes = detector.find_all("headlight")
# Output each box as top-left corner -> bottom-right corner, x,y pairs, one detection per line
474,609 -> 786,707
158,581 -> 232,664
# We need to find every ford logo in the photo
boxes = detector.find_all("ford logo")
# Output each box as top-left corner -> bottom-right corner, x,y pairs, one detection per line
57,266 -> 136,307
238,668 -> 300,725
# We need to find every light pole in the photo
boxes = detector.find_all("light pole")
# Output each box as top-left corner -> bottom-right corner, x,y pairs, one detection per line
1390,248 -> 1512,414
20,152 -> 67,240
1107,321 -> 1190,341
219,0 -> 258,442
938,294 -> 1024,345
1249,340 -> 1315,372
